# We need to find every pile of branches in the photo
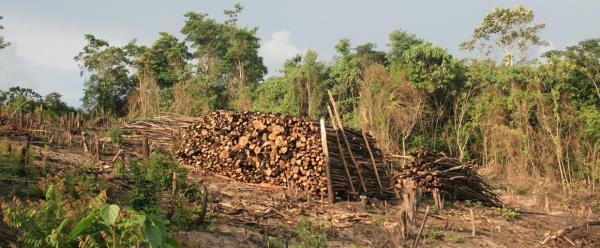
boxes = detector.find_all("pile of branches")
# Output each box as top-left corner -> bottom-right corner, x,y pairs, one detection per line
176,111 -> 328,195
392,151 -> 501,207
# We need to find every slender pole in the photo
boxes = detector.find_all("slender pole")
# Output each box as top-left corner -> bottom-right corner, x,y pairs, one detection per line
361,129 -> 383,192
320,118 -> 335,203
412,205 -> 431,248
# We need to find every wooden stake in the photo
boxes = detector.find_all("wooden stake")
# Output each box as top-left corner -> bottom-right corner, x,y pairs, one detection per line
361,129 -> 383,192
320,118 -> 334,204
412,205 -> 431,248
470,208 -> 476,237
111,149 -> 122,163
172,170 -> 178,196
142,134 -> 150,160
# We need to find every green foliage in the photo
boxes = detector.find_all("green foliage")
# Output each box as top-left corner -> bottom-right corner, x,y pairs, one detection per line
293,218 -> 329,248
181,5 -> 266,110
254,51 -> 327,117
1,176 -> 180,248
460,5 -> 547,65
75,34 -> 136,116
387,29 -> 423,64
122,151 -> 202,230
403,43 -> 463,94
105,128 -> 124,145
495,207 -> 520,219
425,227 -> 442,240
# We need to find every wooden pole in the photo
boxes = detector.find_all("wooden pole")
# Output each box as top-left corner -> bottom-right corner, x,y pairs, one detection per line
142,134 -> 149,160
361,129 -> 383,192
320,118 -> 335,204
470,208 -> 476,237
327,91 -> 367,193
412,205 -> 431,248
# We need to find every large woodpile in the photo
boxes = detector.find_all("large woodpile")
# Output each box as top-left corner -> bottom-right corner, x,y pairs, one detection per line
392,151 -> 501,207
177,111 -> 329,194
176,110 -> 395,199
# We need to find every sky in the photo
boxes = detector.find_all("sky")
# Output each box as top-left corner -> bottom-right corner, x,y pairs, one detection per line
1,0 -> 599,107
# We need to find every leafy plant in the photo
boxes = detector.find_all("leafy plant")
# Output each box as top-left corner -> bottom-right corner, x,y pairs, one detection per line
1,180 -> 180,248
105,128 -> 124,145
495,207 -> 520,219
293,217 -> 329,248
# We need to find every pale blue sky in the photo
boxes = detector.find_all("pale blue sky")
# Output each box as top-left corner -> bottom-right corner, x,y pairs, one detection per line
1,1 -> 598,107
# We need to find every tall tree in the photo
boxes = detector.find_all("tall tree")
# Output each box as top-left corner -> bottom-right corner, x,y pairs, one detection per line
148,32 -> 190,89
75,34 -> 136,116
387,29 -> 423,64
403,42 -> 465,149
460,5 -> 547,66
181,5 -> 266,110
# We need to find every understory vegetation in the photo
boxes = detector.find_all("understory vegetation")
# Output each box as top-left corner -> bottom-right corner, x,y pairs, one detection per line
0,146 -> 205,247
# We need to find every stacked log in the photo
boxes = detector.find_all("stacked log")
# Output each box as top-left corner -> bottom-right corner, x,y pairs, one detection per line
120,116 -> 196,150
392,151 -> 501,207
176,111 -> 329,195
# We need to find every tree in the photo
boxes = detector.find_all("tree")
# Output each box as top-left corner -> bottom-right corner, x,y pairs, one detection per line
545,38 -> 600,106
387,29 -> 423,64
75,34 -> 136,116
330,39 -> 386,127
43,92 -> 73,115
181,5 -> 266,110
403,42 -> 465,149
253,52 -> 326,117
460,5 -> 548,66
0,87 -> 42,114
0,16 -> 9,49
148,32 -> 190,89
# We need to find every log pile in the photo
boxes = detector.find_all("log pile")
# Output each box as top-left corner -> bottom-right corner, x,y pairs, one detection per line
176,110 -> 395,199
176,111 -> 329,195
120,116 -> 196,150
392,151 -> 501,207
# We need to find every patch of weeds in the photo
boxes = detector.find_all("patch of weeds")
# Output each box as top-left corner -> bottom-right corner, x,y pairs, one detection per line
269,237 -> 287,248
445,231 -> 469,243
495,207 -> 520,219
294,217 -> 329,248
425,227 -> 443,240
372,214 -> 386,226
105,127 -> 123,145
430,204 -> 440,215
592,204 -> 600,213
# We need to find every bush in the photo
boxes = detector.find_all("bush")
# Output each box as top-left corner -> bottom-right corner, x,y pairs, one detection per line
495,207 -> 520,219
294,218 -> 329,248
105,128 -> 124,145
1,176 -> 180,248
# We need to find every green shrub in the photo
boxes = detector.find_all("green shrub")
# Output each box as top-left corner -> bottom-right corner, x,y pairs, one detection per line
105,128 -> 124,145
1,177 -> 180,248
495,207 -> 520,219
294,217 -> 329,248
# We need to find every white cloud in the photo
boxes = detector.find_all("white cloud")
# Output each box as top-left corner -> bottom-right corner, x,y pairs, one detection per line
259,30 -> 305,76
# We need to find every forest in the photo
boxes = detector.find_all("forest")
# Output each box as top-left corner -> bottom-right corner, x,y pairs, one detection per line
1,4 -> 600,248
